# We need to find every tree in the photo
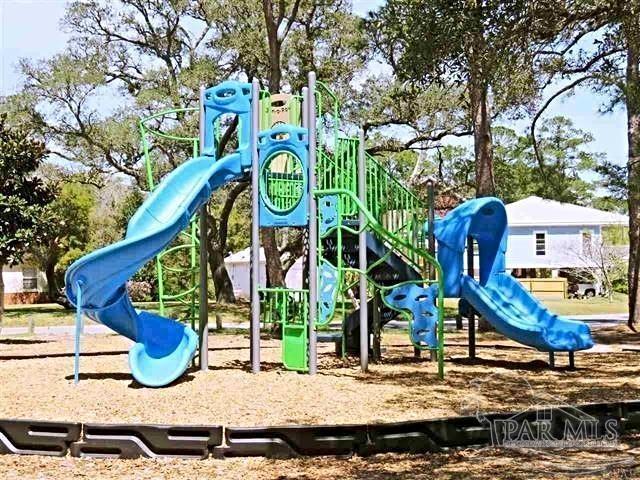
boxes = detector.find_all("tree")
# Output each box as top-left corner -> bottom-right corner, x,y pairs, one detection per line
401,117 -> 599,205
8,0 -> 368,300
0,116 -> 53,323
353,77 -> 472,155
29,182 -> 94,298
563,237 -> 627,301
529,0 -> 640,328
367,0 -> 544,197
494,118 -> 599,204
594,161 -> 628,212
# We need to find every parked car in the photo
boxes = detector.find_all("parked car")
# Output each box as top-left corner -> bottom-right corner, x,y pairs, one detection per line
55,288 -> 73,309
568,283 -> 600,299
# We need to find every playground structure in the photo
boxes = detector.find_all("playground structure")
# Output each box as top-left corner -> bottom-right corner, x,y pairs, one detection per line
65,73 -> 594,387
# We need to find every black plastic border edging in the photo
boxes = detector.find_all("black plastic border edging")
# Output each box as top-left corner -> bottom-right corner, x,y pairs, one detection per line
71,424 -> 224,459
0,400 -> 639,460
0,419 -> 81,456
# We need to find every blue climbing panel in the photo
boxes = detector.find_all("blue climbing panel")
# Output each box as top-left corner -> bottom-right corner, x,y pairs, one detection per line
318,195 -> 339,235
384,283 -> 439,348
318,260 -> 339,325
201,81 -> 252,168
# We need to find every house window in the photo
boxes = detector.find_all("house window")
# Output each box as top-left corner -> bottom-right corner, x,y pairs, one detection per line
22,267 -> 38,291
535,232 -> 546,256
582,230 -> 593,254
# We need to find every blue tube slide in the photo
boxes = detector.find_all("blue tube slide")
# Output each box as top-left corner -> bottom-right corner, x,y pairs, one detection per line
434,197 -> 593,352
65,81 -> 253,386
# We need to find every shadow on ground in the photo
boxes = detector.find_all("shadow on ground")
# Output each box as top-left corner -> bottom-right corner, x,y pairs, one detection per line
1,350 -> 127,361
0,338 -> 50,345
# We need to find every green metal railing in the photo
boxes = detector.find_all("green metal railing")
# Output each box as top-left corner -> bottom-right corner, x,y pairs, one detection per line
315,188 -> 444,378
259,288 -> 309,326
139,107 -> 201,327
260,153 -> 305,213
312,81 -> 444,377
259,287 -> 310,371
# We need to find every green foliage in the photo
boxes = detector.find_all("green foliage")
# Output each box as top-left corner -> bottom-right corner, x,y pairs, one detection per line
0,116 -> 53,266
112,188 -> 145,235
595,161 -> 628,213
367,0 -> 542,114
419,117 -> 601,204
58,247 -> 89,278
355,77 -> 470,154
30,182 -> 95,293
216,188 -> 251,254
426,146 -> 476,199
603,225 -> 629,246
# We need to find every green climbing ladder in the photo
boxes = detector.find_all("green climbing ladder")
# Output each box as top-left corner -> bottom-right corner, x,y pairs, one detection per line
139,107 -> 201,329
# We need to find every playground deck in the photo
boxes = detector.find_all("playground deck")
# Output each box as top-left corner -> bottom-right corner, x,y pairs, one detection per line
0,327 -> 638,427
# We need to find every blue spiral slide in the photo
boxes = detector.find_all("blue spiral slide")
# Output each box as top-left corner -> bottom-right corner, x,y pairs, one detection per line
434,197 -> 593,352
65,81 -> 252,387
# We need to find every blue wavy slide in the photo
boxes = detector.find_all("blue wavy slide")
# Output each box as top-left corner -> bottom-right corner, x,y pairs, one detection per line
434,197 -> 593,352
65,155 -> 244,386
66,81 -> 252,387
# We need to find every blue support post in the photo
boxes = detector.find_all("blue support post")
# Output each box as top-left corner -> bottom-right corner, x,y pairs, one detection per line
74,281 -> 83,384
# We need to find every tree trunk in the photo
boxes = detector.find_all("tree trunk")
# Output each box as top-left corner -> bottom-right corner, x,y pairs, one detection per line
626,40 -> 640,330
262,229 -> 285,287
0,261 -> 5,327
260,0 -> 287,289
263,0 -> 282,92
468,29 -> 495,330
208,244 -> 235,304
467,5 -> 495,199
469,76 -> 495,197
45,261 -> 57,300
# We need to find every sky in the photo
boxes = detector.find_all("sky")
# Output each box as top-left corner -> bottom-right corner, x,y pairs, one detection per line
0,0 -> 629,169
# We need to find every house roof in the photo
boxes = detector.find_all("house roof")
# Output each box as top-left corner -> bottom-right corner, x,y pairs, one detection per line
506,196 -> 628,227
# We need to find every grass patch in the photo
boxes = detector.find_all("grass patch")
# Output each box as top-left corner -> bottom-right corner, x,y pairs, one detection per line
2,304 -> 74,328
1,292 -> 627,330
2,301 -> 251,328
443,294 -> 628,317
541,292 -> 628,316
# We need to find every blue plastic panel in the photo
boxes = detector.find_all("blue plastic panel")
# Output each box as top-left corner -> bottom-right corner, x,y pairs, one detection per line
318,195 -> 338,235
318,260 -> 338,325
202,81 -> 252,169
258,124 -> 309,227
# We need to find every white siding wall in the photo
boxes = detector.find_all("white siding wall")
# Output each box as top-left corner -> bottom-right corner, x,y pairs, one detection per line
505,225 -> 601,269
225,258 -> 304,300
226,261 -> 267,300
1,265 -> 47,294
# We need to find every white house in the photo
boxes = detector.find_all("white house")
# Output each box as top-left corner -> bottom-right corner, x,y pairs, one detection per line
226,196 -> 627,297
505,196 -> 629,275
224,248 -> 303,299
1,264 -> 48,305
